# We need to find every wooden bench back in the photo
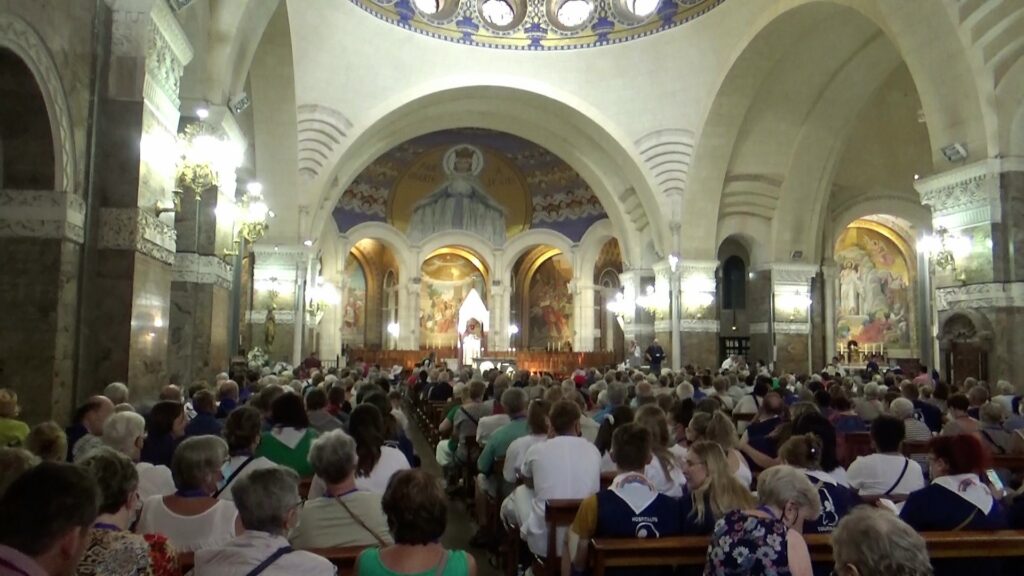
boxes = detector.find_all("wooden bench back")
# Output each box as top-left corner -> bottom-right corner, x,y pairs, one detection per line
587,530 -> 1024,576
179,546 -> 367,575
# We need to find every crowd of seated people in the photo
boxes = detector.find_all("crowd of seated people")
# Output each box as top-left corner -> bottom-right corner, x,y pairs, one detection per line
2,355 -> 1024,575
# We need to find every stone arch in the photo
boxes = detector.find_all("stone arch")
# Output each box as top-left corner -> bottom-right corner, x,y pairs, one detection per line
0,13 -> 75,193
938,310 -> 994,347
689,0 -> 990,263
829,198 -> 932,253
577,219 -> 616,284
340,221 -> 415,284
500,228 -> 575,286
314,85 -> 664,267
416,230 -> 497,283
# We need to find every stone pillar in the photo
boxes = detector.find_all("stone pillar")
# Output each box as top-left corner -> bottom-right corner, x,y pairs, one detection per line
489,282 -> 509,352
678,260 -> 719,369
574,281 -> 596,353
618,269 -> 654,356
749,264 -> 818,373
398,278 -> 421,350
167,111 -> 242,385
916,159 -> 1024,381
822,264 -> 837,362
80,0 -> 192,398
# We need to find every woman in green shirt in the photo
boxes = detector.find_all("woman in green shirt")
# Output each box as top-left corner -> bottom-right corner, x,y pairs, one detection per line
357,468 -> 476,576
0,389 -> 30,448
256,392 -> 318,477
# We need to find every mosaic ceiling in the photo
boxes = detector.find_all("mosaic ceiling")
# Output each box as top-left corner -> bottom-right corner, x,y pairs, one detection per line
349,0 -> 725,50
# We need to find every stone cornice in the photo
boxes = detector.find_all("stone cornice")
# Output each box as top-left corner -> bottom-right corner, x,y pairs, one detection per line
172,253 -> 232,289
97,207 -> 176,264
246,310 -> 296,325
914,159 -> 1000,221
934,282 -> 1024,312
680,319 -> 719,333
774,321 -> 810,334
0,189 -> 85,243
753,262 -> 819,285
149,0 -> 193,67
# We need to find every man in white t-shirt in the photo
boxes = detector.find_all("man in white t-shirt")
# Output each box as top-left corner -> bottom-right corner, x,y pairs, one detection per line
521,400 -> 601,558
847,415 -> 925,498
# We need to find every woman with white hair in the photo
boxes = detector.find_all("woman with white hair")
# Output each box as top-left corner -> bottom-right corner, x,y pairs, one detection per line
103,412 -> 175,500
136,436 -> 241,552
704,465 -> 820,576
831,507 -> 931,576
195,468 -> 334,575
291,430 -> 392,549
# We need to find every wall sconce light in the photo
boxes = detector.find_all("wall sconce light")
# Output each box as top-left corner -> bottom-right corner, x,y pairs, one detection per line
918,227 -> 971,274
607,291 -> 633,323
306,277 -> 340,320
387,322 -> 401,338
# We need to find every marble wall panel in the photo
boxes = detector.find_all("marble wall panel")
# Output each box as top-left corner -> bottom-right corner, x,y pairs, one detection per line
749,334 -> 772,368
1002,171 -> 1024,283
127,253 -> 170,399
210,285 -> 229,374
0,237 -> 61,424
94,98 -> 145,207
747,271 -> 772,324
168,282 -> 231,385
681,332 -> 717,369
776,333 -> 810,375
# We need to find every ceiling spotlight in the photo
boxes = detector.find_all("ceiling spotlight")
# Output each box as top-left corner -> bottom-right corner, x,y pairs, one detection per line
303,239 -> 314,247
229,92 -> 251,115
941,143 -> 968,163
195,106 -> 209,120
913,174 -> 920,181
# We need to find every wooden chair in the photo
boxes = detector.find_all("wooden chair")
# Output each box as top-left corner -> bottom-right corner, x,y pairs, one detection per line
306,545 -> 368,574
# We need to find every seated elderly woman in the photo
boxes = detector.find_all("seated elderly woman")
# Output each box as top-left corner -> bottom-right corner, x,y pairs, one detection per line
195,468 -> 335,575
941,394 -> 980,437
136,436 -> 241,552
24,421 -> 66,462
704,465 -> 821,576
309,404 -> 411,497
356,469 -> 476,576
830,507 -> 931,576
291,429 -> 392,549
899,434 -> 1008,576
77,448 -> 177,575
977,402 -> 1014,455
256,392 -> 318,477
218,407 -> 278,501
104,412 -> 176,500
0,447 -> 38,497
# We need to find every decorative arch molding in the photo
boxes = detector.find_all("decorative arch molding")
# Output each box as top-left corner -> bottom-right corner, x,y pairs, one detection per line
0,13 -> 75,193
937,309 -> 995,348
688,0 -> 991,263
577,218 -> 616,283
339,221 -> 415,284
313,84 -> 664,267
829,197 -> 932,250
500,228 -> 575,285
416,230 -> 497,283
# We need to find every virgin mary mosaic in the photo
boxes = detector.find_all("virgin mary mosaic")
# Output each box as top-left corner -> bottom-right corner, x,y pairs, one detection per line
406,145 -> 508,246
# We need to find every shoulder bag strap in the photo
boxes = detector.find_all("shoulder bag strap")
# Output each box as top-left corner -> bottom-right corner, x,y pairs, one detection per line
336,496 -> 389,547
883,458 -> 910,496
245,545 -> 293,576
433,551 -> 450,576
952,508 -> 979,532
981,430 -> 1006,454
213,455 -> 257,498
459,406 -> 479,425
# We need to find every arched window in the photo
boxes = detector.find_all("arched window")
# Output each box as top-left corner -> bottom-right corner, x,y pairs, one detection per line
721,255 -> 746,310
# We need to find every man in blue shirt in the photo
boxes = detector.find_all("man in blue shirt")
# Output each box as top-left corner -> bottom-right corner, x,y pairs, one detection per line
185,390 -> 222,437
901,382 -> 942,433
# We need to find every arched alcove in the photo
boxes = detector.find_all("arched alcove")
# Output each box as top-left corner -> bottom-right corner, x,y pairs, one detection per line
0,48 -> 54,189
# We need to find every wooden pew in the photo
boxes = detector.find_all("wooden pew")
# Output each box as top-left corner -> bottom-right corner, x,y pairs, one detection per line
179,546 -> 367,575
587,530 -> 1024,576
536,499 -> 583,576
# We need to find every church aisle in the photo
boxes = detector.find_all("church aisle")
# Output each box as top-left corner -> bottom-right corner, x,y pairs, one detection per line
406,412 -> 502,576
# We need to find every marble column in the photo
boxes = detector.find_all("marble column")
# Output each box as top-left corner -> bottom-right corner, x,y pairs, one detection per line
574,281 -> 596,353
618,269 -> 654,357
678,260 -> 719,369
488,281 -> 509,352
397,278 -> 421,350
822,264 -> 837,362
749,264 -> 818,373
167,111 -> 241,385
79,1 -> 192,400
916,159 -> 1024,381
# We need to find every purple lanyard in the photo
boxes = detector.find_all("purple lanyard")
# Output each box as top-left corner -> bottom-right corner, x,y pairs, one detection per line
324,487 -> 359,499
175,489 -> 208,498
757,505 -> 777,519
92,522 -> 121,532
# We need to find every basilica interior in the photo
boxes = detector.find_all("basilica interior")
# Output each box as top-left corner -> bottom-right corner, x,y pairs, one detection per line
1,0 -> 1022,427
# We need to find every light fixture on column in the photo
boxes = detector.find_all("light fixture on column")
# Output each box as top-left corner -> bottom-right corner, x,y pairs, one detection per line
387,322 -> 401,337
607,291 -> 633,323
307,276 -> 340,320
172,123 -> 243,213
668,254 -> 679,273
919,227 -> 970,275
